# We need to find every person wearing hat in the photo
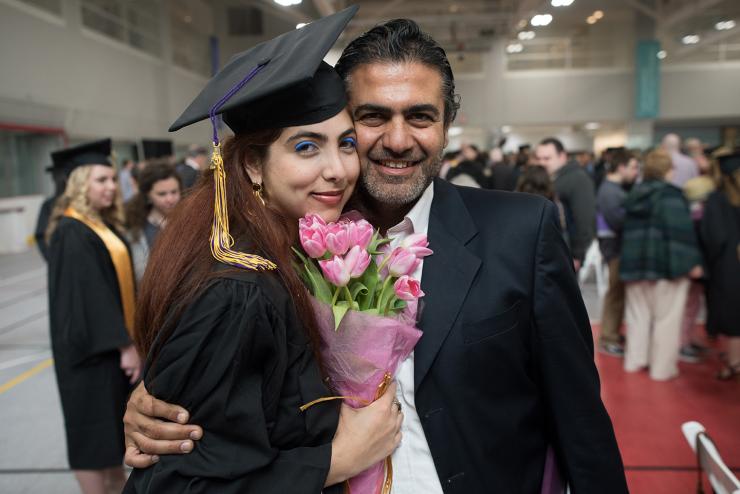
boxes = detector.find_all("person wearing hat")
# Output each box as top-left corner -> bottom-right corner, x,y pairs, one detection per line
700,151 -> 740,380
123,6 -> 400,493
125,15 -> 629,494
45,138 -> 141,494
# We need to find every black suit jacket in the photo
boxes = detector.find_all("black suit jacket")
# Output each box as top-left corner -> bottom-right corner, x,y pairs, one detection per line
415,179 -> 627,493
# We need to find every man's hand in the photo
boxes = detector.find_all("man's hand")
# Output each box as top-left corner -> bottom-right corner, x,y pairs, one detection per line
573,259 -> 582,272
124,382 -> 203,468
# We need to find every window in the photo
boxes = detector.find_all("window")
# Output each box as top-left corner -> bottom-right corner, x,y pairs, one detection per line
80,0 -> 161,57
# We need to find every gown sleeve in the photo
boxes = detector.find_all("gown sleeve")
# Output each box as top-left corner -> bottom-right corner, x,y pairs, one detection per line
131,278 -> 333,494
48,218 -> 131,364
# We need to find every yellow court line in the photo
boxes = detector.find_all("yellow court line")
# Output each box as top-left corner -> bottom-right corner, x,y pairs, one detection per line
0,358 -> 53,395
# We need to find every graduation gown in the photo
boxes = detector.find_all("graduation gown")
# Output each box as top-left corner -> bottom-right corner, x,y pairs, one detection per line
124,268 -> 341,494
700,191 -> 740,336
34,195 -> 56,261
47,216 -> 133,469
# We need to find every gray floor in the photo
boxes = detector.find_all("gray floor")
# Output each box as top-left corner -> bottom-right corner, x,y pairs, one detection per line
0,250 -> 80,494
0,249 -> 602,494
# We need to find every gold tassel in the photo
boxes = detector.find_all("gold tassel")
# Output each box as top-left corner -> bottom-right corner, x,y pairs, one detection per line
209,142 -> 277,271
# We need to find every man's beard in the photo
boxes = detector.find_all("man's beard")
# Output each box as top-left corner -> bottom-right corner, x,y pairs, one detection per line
359,151 -> 443,207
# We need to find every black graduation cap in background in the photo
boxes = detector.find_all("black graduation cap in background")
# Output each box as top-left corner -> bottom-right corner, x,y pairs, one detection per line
142,139 -> 174,160
169,5 -> 358,137
49,139 -> 112,174
718,152 -> 740,175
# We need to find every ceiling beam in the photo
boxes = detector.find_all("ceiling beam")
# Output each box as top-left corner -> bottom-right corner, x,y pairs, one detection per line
312,0 -> 335,16
624,0 -> 658,20
254,0 -> 310,24
673,27 -> 740,58
351,12 -> 511,29
662,0 -> 724,29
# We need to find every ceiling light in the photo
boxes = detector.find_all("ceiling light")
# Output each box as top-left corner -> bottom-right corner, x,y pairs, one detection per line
715,20 -> 736,31
518,30 -> 536,40
586,16 -> 597,24
584,122 -> 600,130
274,0 -> 301,6
593,10 -> 604,20
448,127 -> 464,136
657,50 -> 667,59
296,22 -> 308,29
517,19 -> 528,29
506,42 -> 524,54
681,34 -> 700,45
551,0 -> 574,6
501,125 -> 512,133
531,14 -> 553,27
183,15 -> 192,23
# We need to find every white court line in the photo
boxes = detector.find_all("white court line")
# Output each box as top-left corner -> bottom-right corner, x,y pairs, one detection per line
0,351 -> 52,371
0,268 -> 46,289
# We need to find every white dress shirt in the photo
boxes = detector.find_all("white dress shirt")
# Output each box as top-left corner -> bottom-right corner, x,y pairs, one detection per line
385,184 -> 444,494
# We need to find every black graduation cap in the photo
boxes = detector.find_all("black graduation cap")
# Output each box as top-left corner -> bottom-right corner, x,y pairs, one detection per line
49,139 -> 112,174
169,5 -> 358,138
718,152 -> 740,175
142,139 -> 174,159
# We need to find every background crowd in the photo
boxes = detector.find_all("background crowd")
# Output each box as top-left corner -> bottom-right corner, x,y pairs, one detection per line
440,134 -> 740,382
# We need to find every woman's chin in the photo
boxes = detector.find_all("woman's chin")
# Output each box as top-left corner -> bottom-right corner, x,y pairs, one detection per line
304,206 -> 343,223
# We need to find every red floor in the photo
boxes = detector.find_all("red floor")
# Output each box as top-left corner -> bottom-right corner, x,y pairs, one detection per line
594,326 -> 740,493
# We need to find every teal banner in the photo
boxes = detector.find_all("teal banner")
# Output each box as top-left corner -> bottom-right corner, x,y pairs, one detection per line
635,40 -> 661,119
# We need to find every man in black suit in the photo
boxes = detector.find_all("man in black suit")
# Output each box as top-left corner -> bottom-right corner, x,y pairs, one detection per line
174,145 -> 208,190
123,19 -> 627,493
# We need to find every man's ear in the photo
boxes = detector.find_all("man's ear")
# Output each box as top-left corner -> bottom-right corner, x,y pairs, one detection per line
443,128 -> 449,149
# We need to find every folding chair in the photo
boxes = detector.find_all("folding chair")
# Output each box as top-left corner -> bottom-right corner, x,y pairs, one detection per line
682,421 -> 740,494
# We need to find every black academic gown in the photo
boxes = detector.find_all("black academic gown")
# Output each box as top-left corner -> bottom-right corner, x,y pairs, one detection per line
47,216 -> 133,469
124,268 -> 341,494
34,196 -> 57,261
700,191 -> 740,336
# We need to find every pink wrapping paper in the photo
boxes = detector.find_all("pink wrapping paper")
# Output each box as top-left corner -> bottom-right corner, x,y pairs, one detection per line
311,298 -> 422,494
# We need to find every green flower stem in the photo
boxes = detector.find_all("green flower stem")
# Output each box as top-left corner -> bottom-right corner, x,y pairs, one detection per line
376,276 -> 394,312
331,286 -> 341,306
343,286 -> 353,305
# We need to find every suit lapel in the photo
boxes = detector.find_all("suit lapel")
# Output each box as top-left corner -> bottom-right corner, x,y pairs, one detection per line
415,179 -> 481,389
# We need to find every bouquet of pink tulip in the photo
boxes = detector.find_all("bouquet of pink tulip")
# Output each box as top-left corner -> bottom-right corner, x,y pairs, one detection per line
294,213 -> 429,494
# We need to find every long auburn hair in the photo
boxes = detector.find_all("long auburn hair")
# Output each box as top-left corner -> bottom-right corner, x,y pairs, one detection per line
134,130 -> 322,366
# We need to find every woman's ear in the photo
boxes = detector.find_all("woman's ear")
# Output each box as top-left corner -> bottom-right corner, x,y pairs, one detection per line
245,161 -> 262,185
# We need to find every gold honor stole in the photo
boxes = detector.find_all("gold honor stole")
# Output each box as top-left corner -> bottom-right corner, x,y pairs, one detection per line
64,208 -> 136,336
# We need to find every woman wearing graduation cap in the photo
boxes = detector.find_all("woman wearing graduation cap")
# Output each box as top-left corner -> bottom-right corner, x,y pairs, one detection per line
46,138 -> 141,494
125,6 -> 402,493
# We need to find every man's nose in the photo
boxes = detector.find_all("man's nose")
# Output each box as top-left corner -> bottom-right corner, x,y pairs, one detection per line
381,119 -> 414,155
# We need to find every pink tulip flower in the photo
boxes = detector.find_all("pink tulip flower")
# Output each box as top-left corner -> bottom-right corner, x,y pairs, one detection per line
299,214 -> 328,258
319,255 -> 352,287
386,247 -> 420,278
346,219 -> 374,250
394,276 -> 425,301
345,245 -> 372,278
325,222 -> 350,256
401,233 -> 433,259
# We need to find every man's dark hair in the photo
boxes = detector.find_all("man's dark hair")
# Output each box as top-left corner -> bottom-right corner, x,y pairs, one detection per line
607,148 -> 632,174
539,137 -> 566,154
335,18 -> 460,128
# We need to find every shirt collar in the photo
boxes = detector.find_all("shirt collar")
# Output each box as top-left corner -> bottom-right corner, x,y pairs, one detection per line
387,183 -> 434,238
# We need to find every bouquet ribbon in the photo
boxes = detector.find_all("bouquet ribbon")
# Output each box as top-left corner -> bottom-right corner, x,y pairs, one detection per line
300,373 -> 394,494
